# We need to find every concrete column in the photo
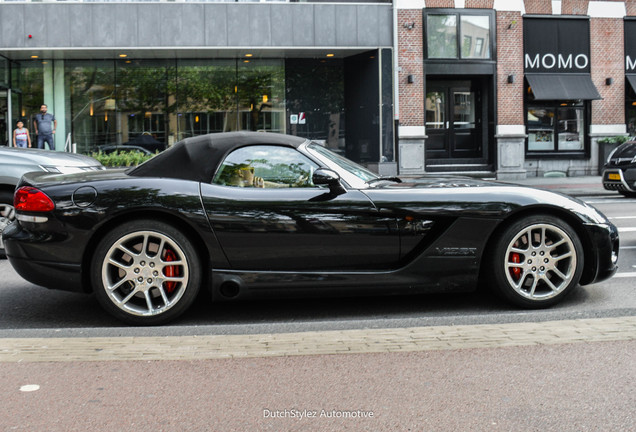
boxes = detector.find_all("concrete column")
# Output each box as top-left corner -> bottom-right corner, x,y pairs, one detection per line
398,125 -> 426,175
495,125 -> 527,180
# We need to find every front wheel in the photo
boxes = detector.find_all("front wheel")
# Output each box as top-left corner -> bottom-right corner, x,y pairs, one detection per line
488,215 -> 584,308
91,220 -> 201,325
0,190 -> 16,259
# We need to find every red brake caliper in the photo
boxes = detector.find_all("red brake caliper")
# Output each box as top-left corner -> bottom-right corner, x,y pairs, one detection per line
163,249 -> 180,294
509,253 -> 521,280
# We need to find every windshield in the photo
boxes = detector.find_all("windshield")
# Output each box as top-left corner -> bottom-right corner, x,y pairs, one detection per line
306,143 -> 379,186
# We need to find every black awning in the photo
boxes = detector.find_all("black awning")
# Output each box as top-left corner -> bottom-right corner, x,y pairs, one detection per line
526,73 -> 601,100
627,75 -> 636,93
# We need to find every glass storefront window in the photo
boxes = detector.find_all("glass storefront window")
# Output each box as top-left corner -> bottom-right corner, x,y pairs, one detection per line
16,57 -> 359,163
285,58 -> 345,153
18,61 -> 43,132
66,61 -> 116,153
425,91 -> 445,129
628,83 -> 636,137
0,57 -> 8,87
237,59 -> 285,133
628,104 -> 636,137
527,103 -> 585,153
427,15 -> 457,59
453,91 -> 475,129
557,106 -> 584,150
117,59 -> 172,148
176,59 -> 237,140
460,15 -> 490,59
426,12 -> 492,60
528,107 -> 555,151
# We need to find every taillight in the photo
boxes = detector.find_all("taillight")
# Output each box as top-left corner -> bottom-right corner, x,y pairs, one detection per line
14,187 -> 55,212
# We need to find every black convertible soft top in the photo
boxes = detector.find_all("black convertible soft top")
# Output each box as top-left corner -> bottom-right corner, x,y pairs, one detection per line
127,131 -> 308,183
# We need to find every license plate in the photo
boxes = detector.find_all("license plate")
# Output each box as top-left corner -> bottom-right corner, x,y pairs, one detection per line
608,173 -> 621,181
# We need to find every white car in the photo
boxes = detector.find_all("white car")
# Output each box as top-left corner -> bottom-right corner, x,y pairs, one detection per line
0,146 -> 104,257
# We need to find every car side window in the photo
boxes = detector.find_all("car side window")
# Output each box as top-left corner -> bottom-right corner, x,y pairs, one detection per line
213,145 -> 320,188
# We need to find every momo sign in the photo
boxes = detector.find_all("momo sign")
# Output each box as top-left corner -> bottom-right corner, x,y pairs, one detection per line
524,18 -> 590,73
627,20 -> 636,73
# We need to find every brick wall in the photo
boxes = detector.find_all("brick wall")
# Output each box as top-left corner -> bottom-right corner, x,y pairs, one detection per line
465,0 -> 494,8
562,0 -> 592,15
425,0 -> 454,7
396,0 -> 631,128
590,18 -> 625,125
524,0 -> 552,14
496,11 -> 525,125
398,10 -> 424,126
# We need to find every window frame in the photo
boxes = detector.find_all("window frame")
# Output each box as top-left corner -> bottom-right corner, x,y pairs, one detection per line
423,9 -> 495,62
212,144 -> 321,189
525,100 -> 589,158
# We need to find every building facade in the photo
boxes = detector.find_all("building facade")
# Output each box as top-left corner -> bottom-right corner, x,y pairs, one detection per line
0,0 -> 396,173
398,0 -> 636,178
1,0 -> 635,179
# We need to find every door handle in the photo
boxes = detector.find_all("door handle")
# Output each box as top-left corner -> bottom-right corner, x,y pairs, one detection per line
445,121 -> 449,129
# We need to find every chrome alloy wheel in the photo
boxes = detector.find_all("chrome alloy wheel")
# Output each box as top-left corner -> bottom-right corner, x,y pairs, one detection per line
504,223 -> 577,301
101,230 -> 190,317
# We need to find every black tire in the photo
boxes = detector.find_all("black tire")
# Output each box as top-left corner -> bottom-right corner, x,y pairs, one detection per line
618,190 -> 636,198
488,215 -> 584,308
0,190 -> 16,259
91,219 -> 201,325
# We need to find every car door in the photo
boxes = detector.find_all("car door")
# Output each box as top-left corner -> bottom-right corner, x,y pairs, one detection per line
200,145 -> 399,271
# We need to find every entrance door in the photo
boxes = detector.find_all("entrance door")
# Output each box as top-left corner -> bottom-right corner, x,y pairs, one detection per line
425,81 -> 483,166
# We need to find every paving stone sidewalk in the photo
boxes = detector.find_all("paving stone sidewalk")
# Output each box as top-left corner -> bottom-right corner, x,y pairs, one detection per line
1,316 -> 634,363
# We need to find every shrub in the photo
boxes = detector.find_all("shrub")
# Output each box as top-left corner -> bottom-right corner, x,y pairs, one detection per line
90,150 -> 155,167
598,136 -> 630,145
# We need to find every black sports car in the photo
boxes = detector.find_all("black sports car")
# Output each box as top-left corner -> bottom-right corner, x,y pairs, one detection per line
602,139 -> 636,197
3,132 -> 619,325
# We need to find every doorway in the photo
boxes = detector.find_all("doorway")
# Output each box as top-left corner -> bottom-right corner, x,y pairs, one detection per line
425,79 -> 490,170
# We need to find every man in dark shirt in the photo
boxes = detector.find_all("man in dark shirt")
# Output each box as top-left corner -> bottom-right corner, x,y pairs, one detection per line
33,104 -> 57,150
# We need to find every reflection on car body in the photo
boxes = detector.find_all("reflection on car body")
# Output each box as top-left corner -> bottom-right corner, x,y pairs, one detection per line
2,132 -> 619,325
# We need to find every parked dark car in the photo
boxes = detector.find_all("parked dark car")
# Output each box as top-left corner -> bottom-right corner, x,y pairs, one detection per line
0,146 -> 104,258
96,145 -> 154,156
602,139 -> 636,197
3,132 -> 619,325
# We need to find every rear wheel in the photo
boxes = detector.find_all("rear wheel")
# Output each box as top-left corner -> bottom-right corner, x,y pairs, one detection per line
489,215 -> 583,308
91,220 -> 201,325
0,190 -> 16,259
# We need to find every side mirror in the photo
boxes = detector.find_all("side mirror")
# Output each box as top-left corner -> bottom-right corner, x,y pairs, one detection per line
312,168 -> 346,196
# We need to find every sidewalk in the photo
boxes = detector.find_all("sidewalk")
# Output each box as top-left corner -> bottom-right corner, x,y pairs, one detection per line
509,174 -> 610,197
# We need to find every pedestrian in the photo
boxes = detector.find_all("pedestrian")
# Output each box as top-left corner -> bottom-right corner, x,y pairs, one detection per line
12,120 -> 32,148
33,104 -> 57,150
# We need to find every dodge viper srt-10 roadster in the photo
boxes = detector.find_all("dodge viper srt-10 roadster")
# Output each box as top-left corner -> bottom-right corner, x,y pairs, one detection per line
3,132 -> 619,325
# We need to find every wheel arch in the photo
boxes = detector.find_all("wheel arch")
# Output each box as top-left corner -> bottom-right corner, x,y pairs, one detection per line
479,205 -> 596,285
81,210 -> 211,294
0,184 -> 16,198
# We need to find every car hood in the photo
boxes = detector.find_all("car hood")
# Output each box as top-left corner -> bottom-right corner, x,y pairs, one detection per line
364,176 -> 610,225
0,147 -> 102,167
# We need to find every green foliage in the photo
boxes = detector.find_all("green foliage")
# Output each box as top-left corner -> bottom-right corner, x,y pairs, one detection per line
598,136 -> 630,145
89,150 -> 155,167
